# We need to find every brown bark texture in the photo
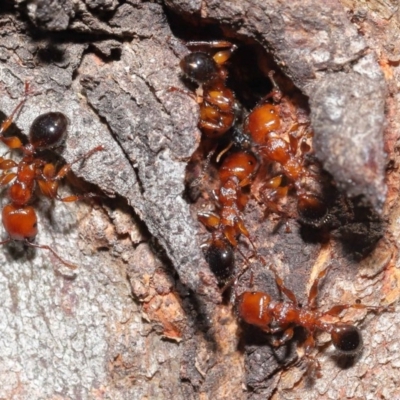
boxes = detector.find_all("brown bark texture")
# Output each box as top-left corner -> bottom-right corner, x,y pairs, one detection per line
0,0 -> 399,399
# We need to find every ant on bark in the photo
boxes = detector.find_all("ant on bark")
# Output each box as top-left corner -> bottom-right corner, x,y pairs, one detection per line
0,82 -> 103,269
244,72 -> 329,226
198,150 -> 259,284
179,40 -> 240,139
236,266 -> 393,375
179,41 -> 261,284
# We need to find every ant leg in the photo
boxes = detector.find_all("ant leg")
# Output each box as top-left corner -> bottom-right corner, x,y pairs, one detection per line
271,327 -> 294,347
257,254 -> 298,305
26,240 -> 77,270
185,40 -> 235,49
215,142 -> 233,163
307,268 -> 328,310
0,82 -> 32,138
256,71 -> 282,104
0,157 -> 18,185
267,71 -> 282,103
190,145 -> 217,189
198,212 -> 221,231
321,302 -> 394,319
168,87 -> 198,102
50,145 -> 104,182
55,193 -> 99,203
0,172 -> 17,185
300,334 -> 321,377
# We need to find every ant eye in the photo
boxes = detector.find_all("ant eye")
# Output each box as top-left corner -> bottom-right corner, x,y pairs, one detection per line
29,112 -> 68,150
331,324 -> 362,355
180,52 -> 218,84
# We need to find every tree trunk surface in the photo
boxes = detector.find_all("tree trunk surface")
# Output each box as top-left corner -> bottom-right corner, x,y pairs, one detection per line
0,0 -> 399,399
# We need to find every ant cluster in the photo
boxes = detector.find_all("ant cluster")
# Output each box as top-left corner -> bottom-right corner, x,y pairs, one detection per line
0,82 -> 103,269
179,41 -> 392,376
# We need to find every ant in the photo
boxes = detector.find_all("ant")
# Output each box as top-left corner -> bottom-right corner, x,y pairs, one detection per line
243,72 -> 329,226
0,82 -> 103,269
179,41 -> 262,284
236,266 -> 393,375
179,40 -> 240,139
198,149 -> 259,284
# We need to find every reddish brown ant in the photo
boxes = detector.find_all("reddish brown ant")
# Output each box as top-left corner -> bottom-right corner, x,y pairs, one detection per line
198,150 -> 259,284
244,72 -> 329,226
179,40 -> 240,139
236,266 -> 393,375
0,82 -> 103,269
179,42 -> 263,284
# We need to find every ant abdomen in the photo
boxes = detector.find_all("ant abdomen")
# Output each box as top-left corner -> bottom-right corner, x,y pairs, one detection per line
2,204 -> 38,241
29,112 -> 69,150
205,239 -> 235,284
180,52 -> 219,84
330,324 -> 363,355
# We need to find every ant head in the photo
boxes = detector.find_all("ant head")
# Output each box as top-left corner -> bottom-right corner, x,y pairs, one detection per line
180,52 -> 219,84
244,103 -> 281,145
219,151 -> 258,183
330,324 -> 363,355
29,112 -> 69,150
205,239 -> 234,284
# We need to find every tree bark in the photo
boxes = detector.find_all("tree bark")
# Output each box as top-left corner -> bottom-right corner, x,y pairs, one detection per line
0,0 -> 398,399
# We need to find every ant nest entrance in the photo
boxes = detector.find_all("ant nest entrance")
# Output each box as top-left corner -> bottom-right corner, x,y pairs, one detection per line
181,40 -> 381,281
176,37 -> 387,383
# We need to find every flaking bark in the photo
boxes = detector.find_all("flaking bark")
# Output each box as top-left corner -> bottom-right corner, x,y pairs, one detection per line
0,0 -> 399,399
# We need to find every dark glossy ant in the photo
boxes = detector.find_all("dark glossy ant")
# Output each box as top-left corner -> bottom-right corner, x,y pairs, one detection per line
198,150 -> 259,284
179,40 -> 240,139
0,82 -> 103,269
236,267 -> 393,375
244,72 -> 329,226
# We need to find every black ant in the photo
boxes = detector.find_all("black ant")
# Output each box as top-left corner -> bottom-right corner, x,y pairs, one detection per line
236,266 -> 393,375
0,82 -> 103,269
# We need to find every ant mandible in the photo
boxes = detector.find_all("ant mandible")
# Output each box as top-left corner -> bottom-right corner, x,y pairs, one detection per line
244,72 -> 328,225
0,82 -> 104,269
236,266 -> 393,375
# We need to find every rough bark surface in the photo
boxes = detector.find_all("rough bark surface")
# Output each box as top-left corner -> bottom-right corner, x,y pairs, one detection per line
0,0 -> 399,399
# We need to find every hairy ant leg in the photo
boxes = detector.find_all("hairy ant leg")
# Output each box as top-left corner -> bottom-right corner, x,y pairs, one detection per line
38,145 -> 104,202
0,82 -> 33,140
25,240 -> 77,270
307,268 -> 328,310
